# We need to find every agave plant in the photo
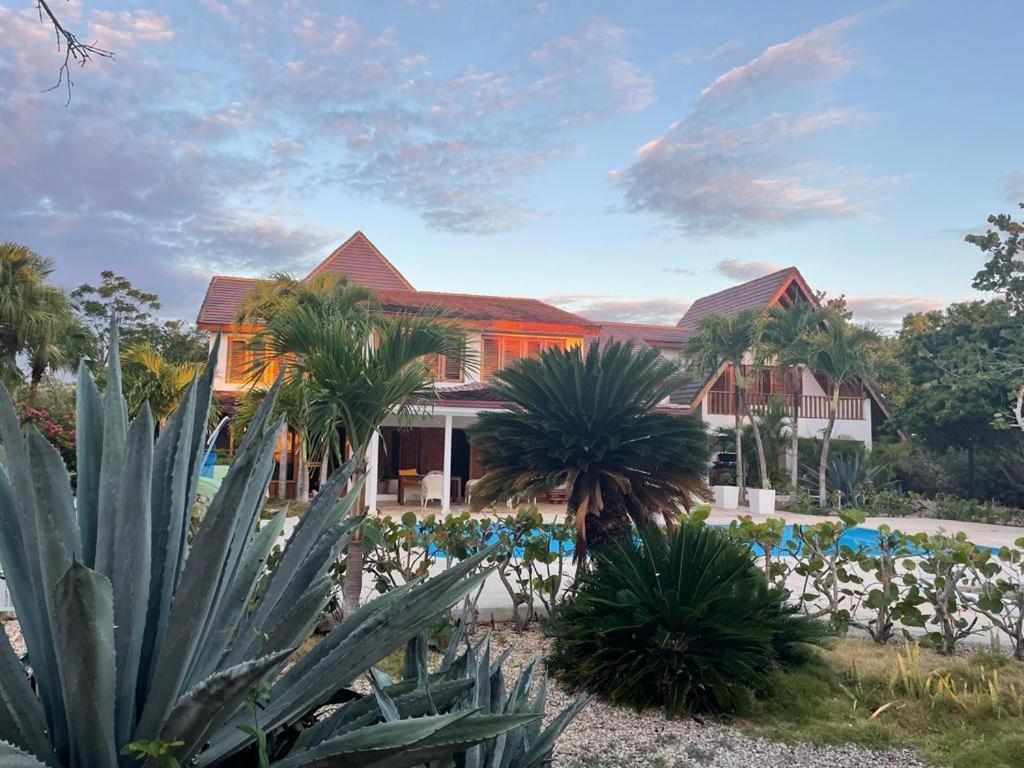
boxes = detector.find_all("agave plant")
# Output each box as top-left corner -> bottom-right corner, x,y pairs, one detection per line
0,323 -> 533,768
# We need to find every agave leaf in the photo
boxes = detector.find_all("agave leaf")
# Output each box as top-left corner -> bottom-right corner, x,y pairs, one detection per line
191,511 -> 284,681
0,739 -> 52,768
53,562 -> 117,768
0,616 -> 55,765
140,373 -> 198,701
259,577 -> 332,659
356,714 -> 541,768
113,404 -> 154,746
94,316 -> 128,579
201,553 -> 495,765
516,696 -> 589,768
367,669 -> 401,723
294,680 -> 475,752
134,401 -> 282,742
270,710 -> 479,768
74,359 -> 104,568
153,649 -> 293,766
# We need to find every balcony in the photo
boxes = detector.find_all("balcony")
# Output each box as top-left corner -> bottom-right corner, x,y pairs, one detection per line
706,391 -> 865,420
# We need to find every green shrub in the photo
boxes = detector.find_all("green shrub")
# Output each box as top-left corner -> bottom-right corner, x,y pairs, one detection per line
544,522 -> 832,716
0,326 -> 532,768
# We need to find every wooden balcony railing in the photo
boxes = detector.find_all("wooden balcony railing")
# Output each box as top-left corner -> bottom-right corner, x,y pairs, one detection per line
706,391 -> 864,420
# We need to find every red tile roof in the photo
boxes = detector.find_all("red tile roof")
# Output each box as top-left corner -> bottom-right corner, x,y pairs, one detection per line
598,321 -> 692,350
676,267 -> 805,331
376,289 -> 598,335
306,231 -> 414,291
197,275 -> 260,326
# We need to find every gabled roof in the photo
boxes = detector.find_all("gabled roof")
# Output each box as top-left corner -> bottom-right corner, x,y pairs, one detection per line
597,321 -> 692,351
306,231 -> 414,291
197,276 -> 260,326
676,267 -> 816,332
376,289 -> 598,335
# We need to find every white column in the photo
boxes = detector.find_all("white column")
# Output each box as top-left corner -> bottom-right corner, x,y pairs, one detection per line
365,431 -> 379,514
442,415 -> 453,512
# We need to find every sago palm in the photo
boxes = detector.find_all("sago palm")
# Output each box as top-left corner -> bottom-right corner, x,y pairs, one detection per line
806,320 -> 877,507
467,341 -> 709,559
685,308 -> 771,496
761,303 -> 823,489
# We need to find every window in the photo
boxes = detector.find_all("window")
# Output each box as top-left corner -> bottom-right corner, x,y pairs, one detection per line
227,338 -> 248,383
425,353 -> 463,382
226,336 -> 279,384
480,335 -> 567,380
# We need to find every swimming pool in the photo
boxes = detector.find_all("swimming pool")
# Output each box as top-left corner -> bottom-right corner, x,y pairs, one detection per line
424,523 -> 904,559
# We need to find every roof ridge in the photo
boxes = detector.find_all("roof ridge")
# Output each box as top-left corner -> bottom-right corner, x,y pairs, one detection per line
691,266 -> 796,303
599,320 -> 683,330
305,231 -> 415,290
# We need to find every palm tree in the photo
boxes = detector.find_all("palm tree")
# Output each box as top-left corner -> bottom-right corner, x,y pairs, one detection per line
121,342 -> 201,425
685,308 -> 771,498
467,341 -> 709,560
242,275 -> 470,613
23,309 -> 96,407
0,242 -> 70,387
806,320 -> 877,508
761,303 -> 823,490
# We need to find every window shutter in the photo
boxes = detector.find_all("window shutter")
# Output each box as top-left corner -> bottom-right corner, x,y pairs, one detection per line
443,354 -> 462,381
481,336 -> 500,381
227,339 -> 247,382
502,337 -> 524,366
423,354 -> 442,379
525,339 -> 543,359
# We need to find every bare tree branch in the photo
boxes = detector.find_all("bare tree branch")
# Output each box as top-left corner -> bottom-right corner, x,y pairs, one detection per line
36,0 -> 114,105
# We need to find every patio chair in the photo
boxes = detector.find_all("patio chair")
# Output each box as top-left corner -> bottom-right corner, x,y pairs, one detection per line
421,473 -> 444,508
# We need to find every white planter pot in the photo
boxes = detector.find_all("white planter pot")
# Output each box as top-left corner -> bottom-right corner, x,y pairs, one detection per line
748,488 -> 776,515
713,485 -> 739,509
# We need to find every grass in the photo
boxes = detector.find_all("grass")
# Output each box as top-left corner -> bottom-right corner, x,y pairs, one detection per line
740,637 -> 1024,767
261,498 -> 309,519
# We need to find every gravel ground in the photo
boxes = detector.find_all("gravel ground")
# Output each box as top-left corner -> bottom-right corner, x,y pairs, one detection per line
1,617 -> 930,767
484,624 -> 931,768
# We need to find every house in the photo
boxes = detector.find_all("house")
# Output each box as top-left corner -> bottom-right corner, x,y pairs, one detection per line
196,231 -> 599,507
598,267 -> 890,452
196,234 -> 888,507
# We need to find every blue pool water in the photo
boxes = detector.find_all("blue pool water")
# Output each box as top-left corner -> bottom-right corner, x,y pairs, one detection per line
425,524 -> 904,559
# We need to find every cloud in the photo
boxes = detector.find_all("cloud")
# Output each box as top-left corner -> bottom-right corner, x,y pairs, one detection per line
662,266 -> 696,276
613,15 -> 878,234
670,38 -> 744,67
545,293 -> 688,325
999,171 -> 1024,203
713,259 -> 783,281
0,3 -> 655,312
844,295 -> 946,331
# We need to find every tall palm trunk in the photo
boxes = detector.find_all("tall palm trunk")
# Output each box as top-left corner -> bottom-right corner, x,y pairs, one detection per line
318,446 -> 329,488
744,397 -> 771,490
733,386 -> 745,502
277,424 -> 288,500
296,441 -> 307,500
27,363 -> 45,408
817,387 -> 840,509
790,365 -> 802,490
342,437 -> 371,616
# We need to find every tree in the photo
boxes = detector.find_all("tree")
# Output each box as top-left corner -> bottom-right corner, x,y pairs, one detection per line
24,311 -> 96,407
0,242 -> 70,387
243,274 -> 470,614
806,321 -> 877,508
121,342 -> 202,425
685,308 -> 771,497
968,202 -> 1024,311
761,302 -> 822,490
72,270 -> 208,366
34,0 -> 114,103
467,341 -> 709,559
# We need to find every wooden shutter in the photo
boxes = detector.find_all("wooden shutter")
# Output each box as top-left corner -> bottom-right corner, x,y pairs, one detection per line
227,339 -> 248,383
443,354 -> 462,381
501,337 -> 524,367
525,339 -> 543,359
481,336 -> 500,381
424,354 -> 442,379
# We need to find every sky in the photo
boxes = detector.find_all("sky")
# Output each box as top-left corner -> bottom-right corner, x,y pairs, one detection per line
1,0 -> 1021,331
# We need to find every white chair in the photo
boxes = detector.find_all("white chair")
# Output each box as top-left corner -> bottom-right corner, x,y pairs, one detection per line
421,473 -> 444,507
